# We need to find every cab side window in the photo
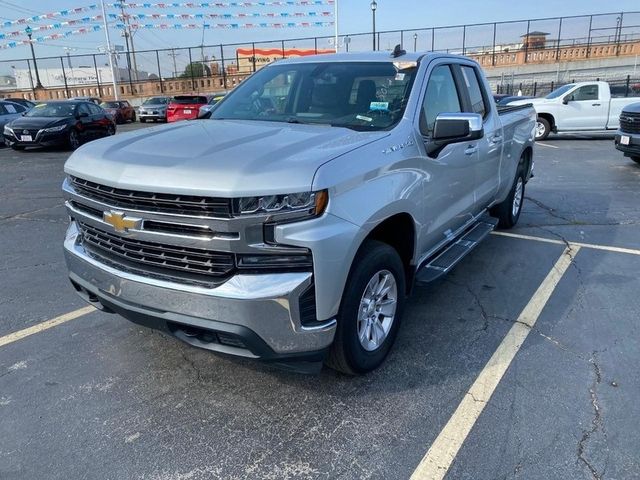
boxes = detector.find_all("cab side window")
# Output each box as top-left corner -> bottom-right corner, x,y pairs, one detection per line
570,85 -> 599,101
421,65 -> 462,134
460,66 -> 488,118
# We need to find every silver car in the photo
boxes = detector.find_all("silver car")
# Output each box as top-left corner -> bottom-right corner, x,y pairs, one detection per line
0,101 -> 28,146
138,96 -> 170,123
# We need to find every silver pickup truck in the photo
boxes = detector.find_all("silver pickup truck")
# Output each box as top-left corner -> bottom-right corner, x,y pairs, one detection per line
63,49 -> 536,374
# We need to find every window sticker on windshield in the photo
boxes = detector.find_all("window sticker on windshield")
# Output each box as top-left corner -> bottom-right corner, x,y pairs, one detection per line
356,114 -> 373,122
370,101 -> 389,111
395,73 -> 406,81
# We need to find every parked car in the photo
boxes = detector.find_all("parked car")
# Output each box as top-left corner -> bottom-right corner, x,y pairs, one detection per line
62,50 -> 535,374
100,100 -> 136,124
493,94 -> 534,106
198,93 -> 227,119
68,96 -> 102,105
0,101 -> 28,146
4,100 -> 115,151
1,97 -> 36,110
509,81 -> 640,140
614,102 -> 640,164
167,95 -> 210,122
138,96 -> 170,122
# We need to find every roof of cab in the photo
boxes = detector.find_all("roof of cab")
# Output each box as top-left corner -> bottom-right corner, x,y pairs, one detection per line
272,51 -> 454,65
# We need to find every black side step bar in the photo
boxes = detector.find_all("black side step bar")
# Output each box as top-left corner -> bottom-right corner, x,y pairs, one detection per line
415,216 -> 499,285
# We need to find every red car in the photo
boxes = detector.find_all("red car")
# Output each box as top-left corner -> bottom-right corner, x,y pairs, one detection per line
167,95 -> 210,122
100,100 -> 136,124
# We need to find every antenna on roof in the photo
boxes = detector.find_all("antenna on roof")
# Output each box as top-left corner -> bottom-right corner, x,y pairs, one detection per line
391,44 -> 406,58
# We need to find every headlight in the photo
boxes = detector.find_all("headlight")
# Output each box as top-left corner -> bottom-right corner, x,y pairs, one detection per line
236,190 -> 328,218
3,125 -> 13,135
42,124 -> 67,133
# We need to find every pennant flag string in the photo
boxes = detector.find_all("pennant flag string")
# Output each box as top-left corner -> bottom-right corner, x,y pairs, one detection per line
108,11 -> 331,20
120,21 -> 333,29
0,25 -> 103,50
109,1 -> 334,8
0,16 -> 103,40
0,5 -> 99,29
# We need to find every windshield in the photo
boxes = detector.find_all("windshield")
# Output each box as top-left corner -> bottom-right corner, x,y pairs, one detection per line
101,102 -> 119,108
546,84 -> 575,99
211,61 -> 418,131
25,103 -> 75,118
143,97 -> 168,105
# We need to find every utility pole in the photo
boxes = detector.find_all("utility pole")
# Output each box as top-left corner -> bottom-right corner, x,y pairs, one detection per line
168,49 -> 180,78
120,1 -> 139,81
100,0 -> 119,100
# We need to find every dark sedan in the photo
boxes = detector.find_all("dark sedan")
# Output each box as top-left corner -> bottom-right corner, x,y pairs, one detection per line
3,101 -> 115,151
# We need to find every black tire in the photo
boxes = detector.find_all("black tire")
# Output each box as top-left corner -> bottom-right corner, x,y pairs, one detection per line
490,163 -> 526,229
326,240 -> 406,375
631,156 -> 640,165
115,115 -> 123,125
107,124 -> 116,136
535,117 -> 551,141
140,117 -> 147,123
131,112 -> 136,122
11,145 -> 25,151
68,129 -> 81,150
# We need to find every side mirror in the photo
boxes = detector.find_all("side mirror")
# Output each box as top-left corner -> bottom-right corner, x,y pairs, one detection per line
562,96 -> 571,105
425,113 -> 483,157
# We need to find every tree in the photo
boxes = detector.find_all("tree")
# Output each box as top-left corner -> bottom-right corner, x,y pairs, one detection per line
181,62 -> 211,78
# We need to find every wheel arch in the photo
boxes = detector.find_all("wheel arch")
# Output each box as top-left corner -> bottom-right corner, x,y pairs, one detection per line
538,112 -> 556,132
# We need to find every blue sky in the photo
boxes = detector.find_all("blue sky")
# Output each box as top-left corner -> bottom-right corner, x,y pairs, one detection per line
0,1 -> 639,71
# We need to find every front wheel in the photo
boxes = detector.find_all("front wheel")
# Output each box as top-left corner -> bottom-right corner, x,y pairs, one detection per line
326,240 -> 406,375
490,164 -> 526,229
131,112 -> 136,122
68,129 -> 81,150
140,117 -> 147,123
631,156 -> 640,165
535,117 -> 551,141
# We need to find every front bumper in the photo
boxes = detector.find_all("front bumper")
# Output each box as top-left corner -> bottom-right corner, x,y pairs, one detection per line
64,221 -> 336,364
3,129 -> 68,148
615,131 -> 640,157
139,111 -> 166,121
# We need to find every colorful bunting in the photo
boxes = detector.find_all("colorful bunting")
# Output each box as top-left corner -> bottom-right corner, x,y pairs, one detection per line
0,5 -> 99,29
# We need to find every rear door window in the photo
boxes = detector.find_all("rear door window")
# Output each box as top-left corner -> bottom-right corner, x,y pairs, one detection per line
421,65 -> 462,133
460,66 -> 488,118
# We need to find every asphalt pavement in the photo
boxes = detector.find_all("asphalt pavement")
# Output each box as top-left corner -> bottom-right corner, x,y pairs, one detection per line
0,125 -> 639,480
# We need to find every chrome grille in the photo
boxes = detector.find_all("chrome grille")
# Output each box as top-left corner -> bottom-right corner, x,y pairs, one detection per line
78,222 -> 235,286
70,176 -> 232,218
620,112 -> 640,134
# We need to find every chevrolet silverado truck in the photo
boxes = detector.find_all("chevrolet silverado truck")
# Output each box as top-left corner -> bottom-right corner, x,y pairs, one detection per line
510,81 -> 639,140
615,102 -> 640,164
62,49 -> 536,374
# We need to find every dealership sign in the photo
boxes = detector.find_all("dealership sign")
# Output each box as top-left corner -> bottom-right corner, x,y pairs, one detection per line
236,47 -> 334,73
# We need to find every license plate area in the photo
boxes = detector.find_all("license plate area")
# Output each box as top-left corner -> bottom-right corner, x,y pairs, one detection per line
183,109 -> 192,114
20,135 -> 33,142
620,135 -> 630,146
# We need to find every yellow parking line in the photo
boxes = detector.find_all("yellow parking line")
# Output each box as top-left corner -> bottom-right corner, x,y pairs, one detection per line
411,247 -> 578,480
0,306 -> 95,349
492,231 -> 640,256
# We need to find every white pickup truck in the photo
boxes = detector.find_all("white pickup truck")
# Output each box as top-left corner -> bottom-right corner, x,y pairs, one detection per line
510,81 -> 640,140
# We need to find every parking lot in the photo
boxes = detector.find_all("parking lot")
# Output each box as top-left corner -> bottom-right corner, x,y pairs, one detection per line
1,125 -> 639,479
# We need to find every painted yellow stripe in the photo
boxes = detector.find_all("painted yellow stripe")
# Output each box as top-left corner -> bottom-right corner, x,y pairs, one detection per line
492,231 -> 640,256
411,247 -> 578,480
0,306 -> 95,348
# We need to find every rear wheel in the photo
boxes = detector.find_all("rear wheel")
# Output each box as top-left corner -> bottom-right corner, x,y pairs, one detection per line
535,117 -> 551,141
490,163 -> 526,229
631,156 -> 640,165
107,124 -> 116,136
131,112 -> 136,122
140,117 -> 147,123
68,129 -> 81,150
326,240 -> 405,375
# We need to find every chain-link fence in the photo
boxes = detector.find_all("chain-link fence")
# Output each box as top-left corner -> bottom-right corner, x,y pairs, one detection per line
1,10 -> 639,100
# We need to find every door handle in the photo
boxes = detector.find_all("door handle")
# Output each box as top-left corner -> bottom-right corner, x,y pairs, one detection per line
490,135 -> 502,143
592,103 -> 601,106
465,145 -> 478,155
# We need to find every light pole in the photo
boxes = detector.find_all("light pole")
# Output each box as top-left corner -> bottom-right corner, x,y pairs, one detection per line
370,1 -> 377,51
413,32 -> 418,52
24,26 -> 43,88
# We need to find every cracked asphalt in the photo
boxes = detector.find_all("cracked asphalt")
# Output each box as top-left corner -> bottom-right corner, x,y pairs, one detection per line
1,127 -> 639,480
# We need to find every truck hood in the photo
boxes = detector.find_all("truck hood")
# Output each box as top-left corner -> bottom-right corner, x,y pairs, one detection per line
64,119 -> 388,197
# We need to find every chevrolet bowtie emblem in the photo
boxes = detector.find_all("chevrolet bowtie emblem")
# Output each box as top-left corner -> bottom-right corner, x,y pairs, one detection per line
103,211 -> 142,233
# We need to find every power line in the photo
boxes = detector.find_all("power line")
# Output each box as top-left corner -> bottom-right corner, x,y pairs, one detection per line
0,0 -> 42,15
